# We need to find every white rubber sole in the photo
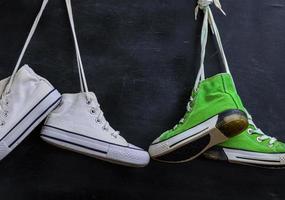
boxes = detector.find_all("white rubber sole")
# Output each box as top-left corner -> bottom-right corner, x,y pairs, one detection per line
205,147 -> 285,168
149,115 -> 226,163
40,125 -> 150,167
149,109 -> 248,163
0,89 -> 61,161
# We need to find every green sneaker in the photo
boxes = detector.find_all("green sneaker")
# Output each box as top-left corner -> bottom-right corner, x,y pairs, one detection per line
148,73 -> 248,162
204,112 -> 285,168
191,0 -> 285,168
149,0 -> 249,162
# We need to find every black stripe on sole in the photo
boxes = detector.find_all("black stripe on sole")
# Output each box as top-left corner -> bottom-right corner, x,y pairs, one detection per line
204,147 -> 285,168
154,134 -> 211,162
152,109 -> 248,162
206,146 -> 285,155
0,89 -> 56,142
169,127 -> 209,148
42,125 -> 143,151
41,134 -> 107,154
151,109 -> 248,146
235,156 -> 281,163
8,96 -> 61,147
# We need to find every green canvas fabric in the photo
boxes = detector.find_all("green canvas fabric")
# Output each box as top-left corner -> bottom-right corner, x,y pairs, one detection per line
159,73 -> 245,142
192,0 -> 285,155
218,124 -> 285,153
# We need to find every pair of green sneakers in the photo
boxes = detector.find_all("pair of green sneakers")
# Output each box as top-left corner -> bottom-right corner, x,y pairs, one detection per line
148,0 -> 285,168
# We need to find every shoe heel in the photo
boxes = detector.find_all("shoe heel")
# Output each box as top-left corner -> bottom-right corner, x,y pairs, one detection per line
216,109 -> 248,138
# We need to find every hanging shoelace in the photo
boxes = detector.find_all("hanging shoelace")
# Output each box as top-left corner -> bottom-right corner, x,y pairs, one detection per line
246,111 -> 277,146
172,90 -> 198,130
195,0 -> 277,146
172,0 -> 226,130
0,0 -> 49,126
65,0 -> 120,138
4,0 -> 49,95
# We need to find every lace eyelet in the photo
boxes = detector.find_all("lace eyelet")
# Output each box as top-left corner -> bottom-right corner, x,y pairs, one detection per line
96,118 -> 102,124
90,107 -> 96,115
0,121 -> 5,126
86,100 -> 92,105
102,126 -> 108,131
4,111 -> 8,117
256,137 -> 262,142
5,101 -> 9,106
247,129 -> 253,134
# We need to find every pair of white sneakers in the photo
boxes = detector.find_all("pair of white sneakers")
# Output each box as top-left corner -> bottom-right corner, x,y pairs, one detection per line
0,0 -> 149,167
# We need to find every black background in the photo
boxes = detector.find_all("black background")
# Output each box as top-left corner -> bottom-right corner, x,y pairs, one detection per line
0,0 -> 285,199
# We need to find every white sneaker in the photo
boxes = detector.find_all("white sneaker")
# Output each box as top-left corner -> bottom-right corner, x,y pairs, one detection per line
0,0 -> 61,160
40,0 -> 149,167
41,92 -> 149,167
0,65 -> 61,160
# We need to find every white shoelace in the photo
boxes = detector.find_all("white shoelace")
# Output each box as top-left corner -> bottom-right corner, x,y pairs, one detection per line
246,112 -> 277,146
65,0 -> 120,138
5,0 -> 49,95
194,0 -> 229,91
195,0 -> 277,146
0,0 -> 49,126
172,0 -> 227,130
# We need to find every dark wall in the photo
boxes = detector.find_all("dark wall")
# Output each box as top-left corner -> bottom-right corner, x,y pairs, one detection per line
0,0 -> 285,199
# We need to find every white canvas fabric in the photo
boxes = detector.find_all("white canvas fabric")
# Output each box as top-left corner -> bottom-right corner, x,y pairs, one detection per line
0,0 -> 61,160
41,0 -> 149,167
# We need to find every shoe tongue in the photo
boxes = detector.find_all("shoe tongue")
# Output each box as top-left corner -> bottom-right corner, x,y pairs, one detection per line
17,65 -> 36,76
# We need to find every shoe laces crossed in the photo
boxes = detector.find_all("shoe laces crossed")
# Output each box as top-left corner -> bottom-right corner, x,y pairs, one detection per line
172,90 -> 198,130
246,112 -> 277,147
87,94 -> 120,138
172,0 -> 225,131
65,0 -> 120,139
192,0 -> 277,147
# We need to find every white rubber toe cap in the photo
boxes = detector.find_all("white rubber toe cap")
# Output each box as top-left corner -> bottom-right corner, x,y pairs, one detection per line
108,143 -> 150,167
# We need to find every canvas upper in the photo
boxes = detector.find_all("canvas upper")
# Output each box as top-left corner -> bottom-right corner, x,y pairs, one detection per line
218,122 -> 285,153
0,65 -> 55,137
44,92 -> 134,147
159,73 -> 245,142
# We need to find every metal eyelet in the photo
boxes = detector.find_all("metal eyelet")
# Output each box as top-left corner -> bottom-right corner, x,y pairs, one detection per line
256,137 -> 262,142
247,129 -> 253,134
90,107 -> 96,115
96,118 -> 102,124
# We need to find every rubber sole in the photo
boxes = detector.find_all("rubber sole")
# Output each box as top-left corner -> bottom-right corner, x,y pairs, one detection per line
40,125 -> 150,167
148,109 -> 248,163
0,89 -> 61,161
204,146 -> 285,169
